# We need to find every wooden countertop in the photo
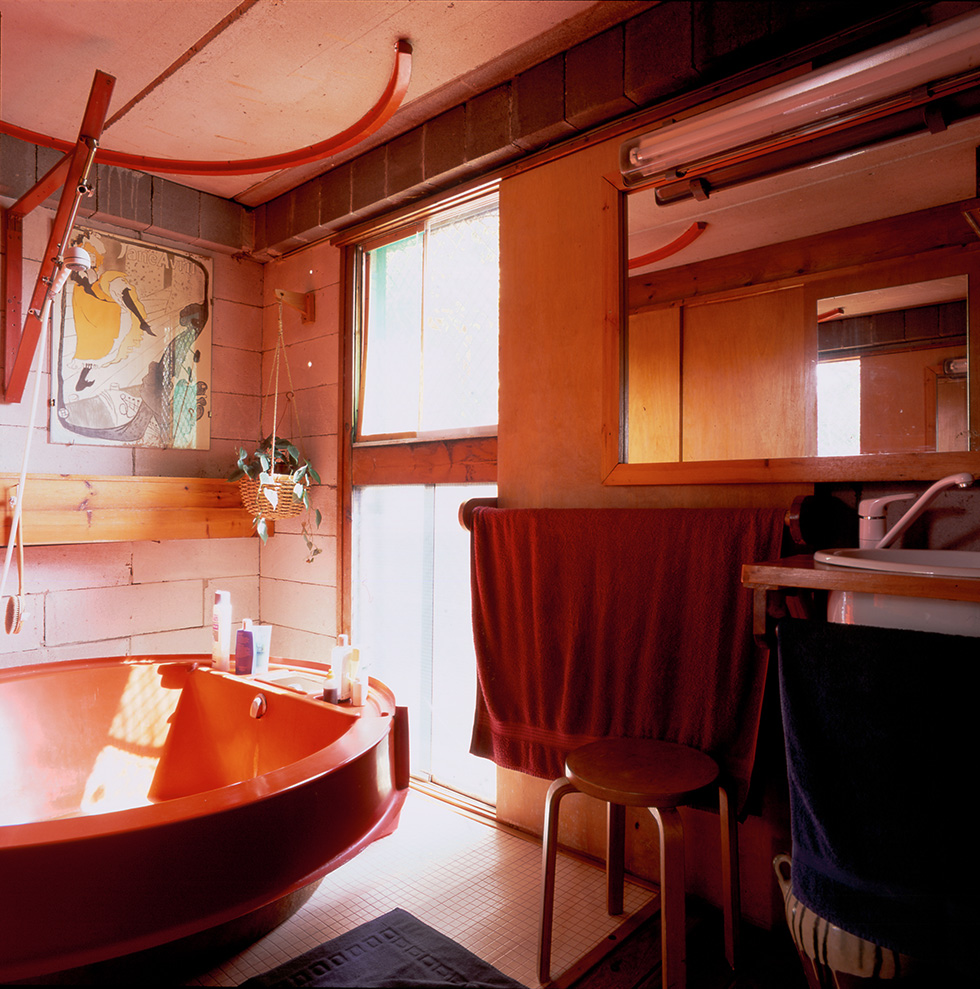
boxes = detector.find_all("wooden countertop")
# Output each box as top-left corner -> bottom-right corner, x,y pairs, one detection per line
742,553 -> 980,603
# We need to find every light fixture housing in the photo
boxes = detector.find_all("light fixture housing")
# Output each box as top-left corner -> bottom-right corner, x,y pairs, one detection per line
620,9 -> 980,200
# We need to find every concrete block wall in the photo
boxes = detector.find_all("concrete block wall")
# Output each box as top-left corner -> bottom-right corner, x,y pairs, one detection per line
254,241 -> 343,665
0,539 -> 258,668
0,188 -> 263,669
0,136 -> 253,254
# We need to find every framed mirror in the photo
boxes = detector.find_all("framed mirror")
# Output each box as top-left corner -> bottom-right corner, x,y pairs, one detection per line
611,114 -> 980,484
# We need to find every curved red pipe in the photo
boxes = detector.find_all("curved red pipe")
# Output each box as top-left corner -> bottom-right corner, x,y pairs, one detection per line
628,221 -> 708,269
0,39 -> 413,178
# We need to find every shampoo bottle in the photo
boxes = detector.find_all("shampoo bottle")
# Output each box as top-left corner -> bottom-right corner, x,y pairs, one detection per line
331,634 -> 358,702
235,620 -> 254,675
212,590 -> 232,671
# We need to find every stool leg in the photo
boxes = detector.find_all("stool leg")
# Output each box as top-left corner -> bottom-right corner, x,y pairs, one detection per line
607,802 -> 626,915
651,806 -> 686,989
539,777 -> 577,985
719,784 -> 740,971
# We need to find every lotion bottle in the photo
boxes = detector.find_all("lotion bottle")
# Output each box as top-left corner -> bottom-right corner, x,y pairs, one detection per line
212,590 -> 232,671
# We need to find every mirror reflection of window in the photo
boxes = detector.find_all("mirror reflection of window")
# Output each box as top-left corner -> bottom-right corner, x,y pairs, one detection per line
817,277 -> 968,456
816,359 -> 861,457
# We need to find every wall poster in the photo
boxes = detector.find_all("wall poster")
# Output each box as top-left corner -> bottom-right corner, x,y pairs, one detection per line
50,228 -> 212,449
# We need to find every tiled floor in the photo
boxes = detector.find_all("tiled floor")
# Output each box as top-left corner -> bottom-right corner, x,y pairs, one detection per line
188,788 -> 654,988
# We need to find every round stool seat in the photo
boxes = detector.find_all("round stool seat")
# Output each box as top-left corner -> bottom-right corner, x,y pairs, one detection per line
565,738 -> 719,808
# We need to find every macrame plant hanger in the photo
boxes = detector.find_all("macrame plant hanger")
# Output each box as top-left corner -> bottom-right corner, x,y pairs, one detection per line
239,295 -> 308,522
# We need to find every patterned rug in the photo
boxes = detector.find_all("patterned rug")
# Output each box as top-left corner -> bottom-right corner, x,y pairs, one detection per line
241,907 -> 527,987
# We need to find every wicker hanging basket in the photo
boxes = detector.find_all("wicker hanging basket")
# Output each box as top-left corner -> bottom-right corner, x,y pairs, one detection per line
238,473 -> 304,521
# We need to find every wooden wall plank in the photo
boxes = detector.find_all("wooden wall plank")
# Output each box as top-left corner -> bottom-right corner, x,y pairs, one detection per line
0,474 -> 253,546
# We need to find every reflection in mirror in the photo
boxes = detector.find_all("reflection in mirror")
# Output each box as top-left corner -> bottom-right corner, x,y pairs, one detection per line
816,277 -> 968,457
624,115 -> 980,467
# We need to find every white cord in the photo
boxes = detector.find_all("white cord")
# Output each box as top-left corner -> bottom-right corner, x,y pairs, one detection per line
0,295 -> 52,620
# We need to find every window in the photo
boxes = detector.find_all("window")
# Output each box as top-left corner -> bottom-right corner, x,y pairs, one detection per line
352,482 -> 496,803
355,195 -> 499,441
347,191 -> 499,805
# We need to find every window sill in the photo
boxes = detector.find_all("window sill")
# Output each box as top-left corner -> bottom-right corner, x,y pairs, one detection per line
354,425 -> 497,447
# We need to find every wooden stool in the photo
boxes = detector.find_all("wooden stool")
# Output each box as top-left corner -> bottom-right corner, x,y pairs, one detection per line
538,738 -> 740,989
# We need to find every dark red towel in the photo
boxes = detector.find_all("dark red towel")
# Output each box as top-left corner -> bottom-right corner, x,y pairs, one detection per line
469,506 -> 785,811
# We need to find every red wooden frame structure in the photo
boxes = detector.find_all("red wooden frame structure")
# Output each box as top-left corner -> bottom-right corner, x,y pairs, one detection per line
3,72 -> 113,403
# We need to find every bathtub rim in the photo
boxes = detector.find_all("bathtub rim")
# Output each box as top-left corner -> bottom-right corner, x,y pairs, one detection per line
0,653 -> 398,848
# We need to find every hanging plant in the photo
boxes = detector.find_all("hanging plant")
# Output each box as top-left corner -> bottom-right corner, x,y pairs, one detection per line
229,436 -> 322,560
229,292 -> 322,561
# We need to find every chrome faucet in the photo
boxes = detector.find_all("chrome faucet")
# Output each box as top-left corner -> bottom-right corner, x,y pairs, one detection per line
858,472 -> 974,549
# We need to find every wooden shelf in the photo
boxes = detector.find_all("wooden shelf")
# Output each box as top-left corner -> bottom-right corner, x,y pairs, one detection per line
1,474 -> 254,546
743,553 -> 980,603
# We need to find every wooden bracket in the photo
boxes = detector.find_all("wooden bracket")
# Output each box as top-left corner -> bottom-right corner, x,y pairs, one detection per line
275,288 -> 315,323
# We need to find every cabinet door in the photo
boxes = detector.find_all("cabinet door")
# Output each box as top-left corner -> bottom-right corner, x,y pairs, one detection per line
682,286 -> 808,461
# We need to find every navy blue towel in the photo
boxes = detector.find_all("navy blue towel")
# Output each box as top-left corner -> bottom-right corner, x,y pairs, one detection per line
776,618 -> 974,973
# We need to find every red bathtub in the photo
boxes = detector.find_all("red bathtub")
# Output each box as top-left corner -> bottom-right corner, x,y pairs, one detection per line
0,655 -> 409,982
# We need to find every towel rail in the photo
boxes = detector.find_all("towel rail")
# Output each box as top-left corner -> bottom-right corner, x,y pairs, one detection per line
458,497 -> 498,531
461,496 -> 828,543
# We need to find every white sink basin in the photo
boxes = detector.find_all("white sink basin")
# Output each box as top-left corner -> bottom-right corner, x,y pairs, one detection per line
814,548 -> 980,578
814,548 -> 980,635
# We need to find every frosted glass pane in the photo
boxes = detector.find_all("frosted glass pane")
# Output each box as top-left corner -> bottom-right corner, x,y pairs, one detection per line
352,485 -> 427,770
431,484 -> 496,803
352,482 -> 496,805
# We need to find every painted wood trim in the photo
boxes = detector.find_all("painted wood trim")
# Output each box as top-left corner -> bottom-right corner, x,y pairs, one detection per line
338,245 -> 357,639
351,436 -> 497,486
0,474 -> 253,546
